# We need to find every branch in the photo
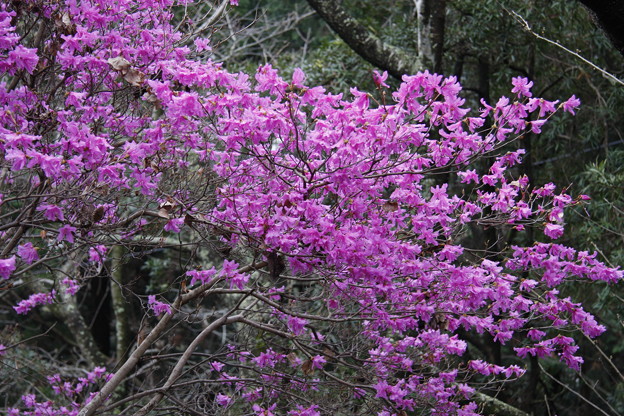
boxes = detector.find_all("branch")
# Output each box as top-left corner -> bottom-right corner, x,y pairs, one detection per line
134,313 -> 245,415
538,363 -> 612,416
305,0 -> 421,79
76,297 -> 181,416
473,391 -> 530,416
77,261 -> 265,416
507,9 -> 624,87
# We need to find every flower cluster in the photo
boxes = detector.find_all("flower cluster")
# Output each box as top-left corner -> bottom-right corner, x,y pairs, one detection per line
8,367 -> 111,416
147,295 -> 172,316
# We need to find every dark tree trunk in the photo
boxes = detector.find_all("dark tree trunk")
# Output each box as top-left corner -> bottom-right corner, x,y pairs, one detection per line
578,0 -> 624,56
428,0 -> 447,74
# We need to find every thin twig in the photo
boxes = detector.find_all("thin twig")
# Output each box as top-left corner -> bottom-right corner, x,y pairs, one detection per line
538,363 -> 613,416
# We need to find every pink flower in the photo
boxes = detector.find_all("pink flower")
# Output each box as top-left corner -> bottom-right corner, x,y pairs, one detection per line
544,223 -> 564,239
17,243 -> 38,264
14,291 -> 56,314
311,355 -> 326,369
458,169 -> 479,184
62,278 -> 80,295
194,37 -> 211,52
215,393 -> 232,406
186,267 -> 217,286
210,361 -> 225,372
0,256 -> 16,279
37,204 -> 64,221
562,95 -> 581,114
57,224 -> 77,243
511,76 -> 533,97
292,68 -> 306,88
147,295 -> 172,315
527,328 -> 546,340
530,119 -> 547,134
253,404 -> 277,416
8,45 -> 39,74
88,245 -> 107,262
287,316 -> 308,335
164,218 -> 184,233
373,70 -> 389,88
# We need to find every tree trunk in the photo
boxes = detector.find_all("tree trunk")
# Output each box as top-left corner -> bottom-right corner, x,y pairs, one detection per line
306,0 -> 422,79
110,245 -> 132,366
578,0 -> 624,56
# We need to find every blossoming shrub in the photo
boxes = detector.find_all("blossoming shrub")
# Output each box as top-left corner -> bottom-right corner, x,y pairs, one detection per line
0,0 -> 620,415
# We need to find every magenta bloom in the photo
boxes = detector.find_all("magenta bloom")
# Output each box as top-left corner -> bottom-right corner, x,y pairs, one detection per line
88,245 -> 107,262
562,94 -> 581,114
511,76 -> 533,97
287,316 -> 308,336
544,223 -> 564,239
148,295 -> 172,315
0,256 -> 16,279
37,204 -> 64,221
8,45 -> 38,73
57,224 -> 76,243
17,242 -> 38,264
164,217 -> 184,233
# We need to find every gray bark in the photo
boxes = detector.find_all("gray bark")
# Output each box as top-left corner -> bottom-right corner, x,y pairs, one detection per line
305,0 -> 422,79
110,245 -> 131,366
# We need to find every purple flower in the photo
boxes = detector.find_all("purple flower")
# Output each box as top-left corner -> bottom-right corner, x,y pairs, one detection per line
210,361 -> 225,372
186,267 -> 217,286
62,278 -> 80,296
57,224 -> 77,243
88,245 -> 107,262
458,169 -> 479,184
292,67 -> 306,88
17,243 -> 38,264
147,295 -> 172,315
0,256 -> 16,279
311,355 -> 326,370
164,217 -> 184,233
14,291 -> 55,314
287,316 -> 308,335
562,95 -> 581,114
511,76 -> 533,97
373,70 -> 389,88
215,393 -> 231,407
37,204 -> 64,221
8,45 -> 39,74
544,223 -> 564,239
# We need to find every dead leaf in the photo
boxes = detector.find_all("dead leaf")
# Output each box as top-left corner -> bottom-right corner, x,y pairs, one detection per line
108,56 -> 131,71
382,201 -> 399,212
92,206 -> 106,223
286,352 -> 299,366
123,67 -> 145,87
302,359 -> 314,375
157,208 -> 170,219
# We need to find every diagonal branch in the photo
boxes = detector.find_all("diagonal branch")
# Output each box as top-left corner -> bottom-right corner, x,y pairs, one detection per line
305,0 -> 421,79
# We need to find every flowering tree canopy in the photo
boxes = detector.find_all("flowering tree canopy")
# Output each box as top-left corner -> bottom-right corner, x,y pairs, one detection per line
0,1 -> 620,415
